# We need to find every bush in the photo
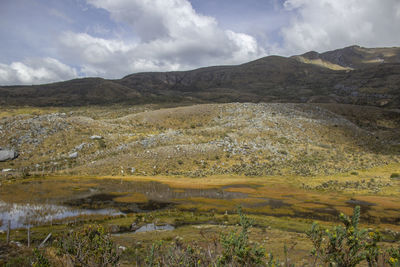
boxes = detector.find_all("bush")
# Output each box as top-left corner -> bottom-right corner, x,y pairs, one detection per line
143,207 -> 266,267
307,206 -> 381,267
56,225 -> 120,267
217,206 -> 266,266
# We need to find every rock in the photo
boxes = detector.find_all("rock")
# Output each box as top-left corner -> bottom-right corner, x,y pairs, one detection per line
90,135 -> 103,140
1,169 -> 13,172
0,149 -> 18,162
131,223 -> 139,231
108,224 -> 120,233
75,143 -> 86,151
69,152 -> 78,159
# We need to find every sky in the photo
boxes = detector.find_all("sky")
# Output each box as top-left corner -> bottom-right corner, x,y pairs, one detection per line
0,0 -> 399,85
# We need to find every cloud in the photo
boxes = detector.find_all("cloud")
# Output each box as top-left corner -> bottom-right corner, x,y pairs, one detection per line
278,0 -> 400,55
0,57 -> 78,85
48,8 -> 74,24
56,0 -> 265,78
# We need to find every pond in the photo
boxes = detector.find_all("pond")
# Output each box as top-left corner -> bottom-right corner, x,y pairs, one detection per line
134,223 -> 175,233
0,200 -> 123,230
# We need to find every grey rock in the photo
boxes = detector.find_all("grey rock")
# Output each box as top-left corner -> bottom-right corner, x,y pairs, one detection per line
69,152 -> 78,159
90,135 -> 103,140
0,149 -> 18,162
75,143 -> 86,151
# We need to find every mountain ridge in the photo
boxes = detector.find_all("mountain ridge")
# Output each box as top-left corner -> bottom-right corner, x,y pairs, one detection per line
1,45 -> 399,108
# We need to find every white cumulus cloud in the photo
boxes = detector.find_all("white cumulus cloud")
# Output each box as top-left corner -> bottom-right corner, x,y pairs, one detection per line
278,0 -> 400,55
57,0 -> 265,78
0,57 -> 78,86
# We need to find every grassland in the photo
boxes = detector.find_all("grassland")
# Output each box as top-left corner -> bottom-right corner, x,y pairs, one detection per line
1,103 -> 399,179
0,103 -> 399,265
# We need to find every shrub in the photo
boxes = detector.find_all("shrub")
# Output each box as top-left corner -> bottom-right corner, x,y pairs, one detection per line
56,225 -> 120,267
307,206 -> 381,267
217,206 -> 266,266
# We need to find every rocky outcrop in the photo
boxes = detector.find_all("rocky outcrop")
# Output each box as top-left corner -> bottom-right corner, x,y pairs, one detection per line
0,149 -> 18,162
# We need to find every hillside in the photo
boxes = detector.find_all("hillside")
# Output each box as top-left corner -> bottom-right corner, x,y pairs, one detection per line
1,103 -> 399,178
0,45 -> 399,108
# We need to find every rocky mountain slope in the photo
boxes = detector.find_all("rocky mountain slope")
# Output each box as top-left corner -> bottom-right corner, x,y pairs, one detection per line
1,103 -> 399,177
0,46 -> 399,108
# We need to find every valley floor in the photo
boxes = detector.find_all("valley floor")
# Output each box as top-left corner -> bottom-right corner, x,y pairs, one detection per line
1,162 -> 400,265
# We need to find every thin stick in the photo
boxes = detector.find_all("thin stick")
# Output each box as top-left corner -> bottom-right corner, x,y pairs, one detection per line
38,233 -> 52,248
6,220 -> 10,244
27,225 -> 31,247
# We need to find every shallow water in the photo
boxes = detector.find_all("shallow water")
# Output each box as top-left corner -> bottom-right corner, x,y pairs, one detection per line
134,223 -> 175,233
0,200 -> 123,230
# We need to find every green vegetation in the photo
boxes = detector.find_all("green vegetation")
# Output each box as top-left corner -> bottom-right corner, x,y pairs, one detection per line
3,206 -> 400,266
0,101 -> 399,266
308,206 -> 380,267
32,249 -> 51,267
55,225 -> 120,266
391,173 -> 400,179
217,207 -> 265,266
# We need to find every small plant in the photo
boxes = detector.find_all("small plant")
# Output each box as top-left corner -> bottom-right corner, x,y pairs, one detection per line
146,241 -> 162,267
32,249 -> 51,267
386,247 -> 400,267
217,206 -> 266,266
144,239 -> 217,266
307,206 -> 381,267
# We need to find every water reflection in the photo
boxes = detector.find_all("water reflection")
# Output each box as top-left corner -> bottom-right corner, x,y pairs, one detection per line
0,200 -> 122,230
134,223 -> 174,233
97,180 -> 249,201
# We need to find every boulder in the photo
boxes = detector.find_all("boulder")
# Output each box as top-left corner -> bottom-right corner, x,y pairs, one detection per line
69,152 -> 78,159
90,135 -> 103,140
0,149 -> 18,162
